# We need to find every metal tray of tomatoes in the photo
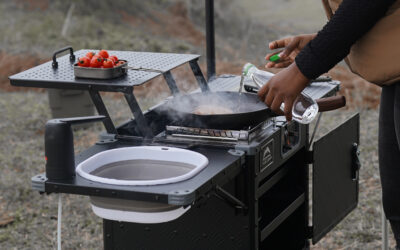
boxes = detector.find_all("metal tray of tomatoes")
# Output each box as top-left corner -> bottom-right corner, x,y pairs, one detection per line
74,60 -> 128,79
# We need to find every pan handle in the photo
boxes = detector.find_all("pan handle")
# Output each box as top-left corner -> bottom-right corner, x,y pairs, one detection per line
316,96 -> 346,112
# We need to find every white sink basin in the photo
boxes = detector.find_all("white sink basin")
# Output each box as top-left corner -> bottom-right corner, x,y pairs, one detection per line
75,146 -> 208,223
76,146 -> 208,186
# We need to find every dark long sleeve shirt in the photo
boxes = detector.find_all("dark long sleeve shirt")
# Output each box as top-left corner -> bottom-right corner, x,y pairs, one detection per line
295,0 -> 395,79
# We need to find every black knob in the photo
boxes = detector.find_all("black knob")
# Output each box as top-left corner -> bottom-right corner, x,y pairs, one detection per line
45,120 -> 74,180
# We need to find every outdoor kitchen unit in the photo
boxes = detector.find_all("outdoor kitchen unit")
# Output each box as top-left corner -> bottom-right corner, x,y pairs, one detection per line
8,1 -> 361,249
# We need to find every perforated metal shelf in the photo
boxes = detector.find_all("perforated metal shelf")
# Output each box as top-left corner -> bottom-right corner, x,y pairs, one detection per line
9,50 -> 200,93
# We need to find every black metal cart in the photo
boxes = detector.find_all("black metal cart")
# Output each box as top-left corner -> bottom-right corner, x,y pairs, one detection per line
9,45 -> 360,249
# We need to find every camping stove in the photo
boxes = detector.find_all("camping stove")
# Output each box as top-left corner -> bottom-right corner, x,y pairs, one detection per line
9,45 -> 361,249
8,44 -> 362,249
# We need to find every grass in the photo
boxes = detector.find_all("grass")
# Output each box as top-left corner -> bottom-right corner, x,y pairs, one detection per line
0,1 -> 196,57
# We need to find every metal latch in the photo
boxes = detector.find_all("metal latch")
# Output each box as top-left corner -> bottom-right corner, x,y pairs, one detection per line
352,143 -> 361,181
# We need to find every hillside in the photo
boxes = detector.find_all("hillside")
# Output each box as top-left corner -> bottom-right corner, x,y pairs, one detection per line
0,0 -> 380,108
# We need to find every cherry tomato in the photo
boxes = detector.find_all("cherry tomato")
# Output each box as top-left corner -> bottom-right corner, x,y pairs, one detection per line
90,56 -> 103,68
77,56 -> 90,67
103,58 -> 114,68
116,60 -> 126,66
85,52 -> 96,60
108,55 -> 118,63
98,50 -> 109,58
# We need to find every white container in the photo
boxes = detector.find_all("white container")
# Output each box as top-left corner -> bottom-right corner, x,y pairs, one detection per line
76,146 -> 209,223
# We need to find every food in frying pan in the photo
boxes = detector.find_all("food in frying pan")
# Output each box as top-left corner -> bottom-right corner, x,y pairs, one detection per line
193,105 -> 234,115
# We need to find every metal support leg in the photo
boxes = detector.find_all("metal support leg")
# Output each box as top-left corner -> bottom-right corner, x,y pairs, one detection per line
124,92 -> 153,138
163,71 -> 180,96
205,0 -> 216,80
214,185 -> 248,211
88,90 -> 117,134
382,201 -> 389,250
189,60 -> 210,92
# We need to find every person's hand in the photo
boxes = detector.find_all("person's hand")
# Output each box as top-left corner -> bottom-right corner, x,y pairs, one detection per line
265,33 -> 316,68
258,62 -> 310,121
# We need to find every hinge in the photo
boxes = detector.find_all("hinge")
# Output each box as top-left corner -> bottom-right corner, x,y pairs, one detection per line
306,150 -> 314,164
307,226 -> 314,239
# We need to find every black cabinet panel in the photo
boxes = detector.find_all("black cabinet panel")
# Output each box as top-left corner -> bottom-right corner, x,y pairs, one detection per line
312,113 -> 360,244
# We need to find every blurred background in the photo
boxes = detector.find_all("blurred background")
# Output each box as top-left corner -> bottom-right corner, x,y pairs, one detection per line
0,0 -> 391,249
0,0 -> 380,107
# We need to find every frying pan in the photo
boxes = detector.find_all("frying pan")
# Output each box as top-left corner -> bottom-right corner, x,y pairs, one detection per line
162,92 -> 273,129
161,91 -> 345,130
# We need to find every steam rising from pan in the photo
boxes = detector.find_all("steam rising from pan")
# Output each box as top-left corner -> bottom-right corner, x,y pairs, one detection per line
165,91 -> 265,114
156,91 -> 272,129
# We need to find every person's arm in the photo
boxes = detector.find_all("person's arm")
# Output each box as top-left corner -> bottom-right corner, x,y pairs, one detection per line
259,0 -> 395,121
295,0 -> 395,79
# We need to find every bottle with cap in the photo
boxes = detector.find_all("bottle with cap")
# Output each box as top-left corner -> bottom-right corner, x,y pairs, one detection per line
242,63 -> 319,124
269,53 -> 282,63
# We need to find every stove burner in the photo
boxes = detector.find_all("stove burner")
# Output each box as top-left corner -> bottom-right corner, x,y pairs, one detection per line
162,119 -> 276,145
166,126 -> 247,142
